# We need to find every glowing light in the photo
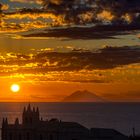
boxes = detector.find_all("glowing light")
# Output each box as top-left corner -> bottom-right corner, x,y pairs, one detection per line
97,10 -> 115,22
11,84 -> 20,92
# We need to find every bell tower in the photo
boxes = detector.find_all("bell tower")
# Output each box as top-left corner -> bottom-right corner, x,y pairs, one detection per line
22,104 -> 40,125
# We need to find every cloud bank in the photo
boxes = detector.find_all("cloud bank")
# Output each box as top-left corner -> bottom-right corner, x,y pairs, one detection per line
39,0 -> 140,24
1,0 -> 140,32
0,46 -> 139,83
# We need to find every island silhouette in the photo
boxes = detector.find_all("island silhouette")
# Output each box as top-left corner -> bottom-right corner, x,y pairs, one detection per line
62,90 -> 105,102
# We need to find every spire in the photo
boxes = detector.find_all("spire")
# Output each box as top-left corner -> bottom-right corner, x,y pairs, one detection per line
36,107 -> 40,119
33,107 -> 35,112
2,118 -> 5,127
22,104 -> 40,125
2,118 -> 7,128
27,104 -> 31,112
132,127 -> 136,137
23,107 -> 26,114
5,118 -> 8,125
15,118 -> 19,125
36,107 -> 39,114
2,118 -> 5,123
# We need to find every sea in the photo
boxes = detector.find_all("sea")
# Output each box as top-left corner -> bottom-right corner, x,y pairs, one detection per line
0,102 -> 140,138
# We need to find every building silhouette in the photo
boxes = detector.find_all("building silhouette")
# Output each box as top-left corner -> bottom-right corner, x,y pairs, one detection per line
2,104 -> 129,140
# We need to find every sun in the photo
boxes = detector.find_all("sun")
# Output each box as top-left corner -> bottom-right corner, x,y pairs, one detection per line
11,84 -> 20,93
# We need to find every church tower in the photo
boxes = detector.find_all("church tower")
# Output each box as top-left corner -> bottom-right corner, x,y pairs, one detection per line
22,104 -> 40,125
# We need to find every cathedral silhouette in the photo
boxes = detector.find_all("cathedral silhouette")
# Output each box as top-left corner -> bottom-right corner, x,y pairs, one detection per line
2,104 -> 129,140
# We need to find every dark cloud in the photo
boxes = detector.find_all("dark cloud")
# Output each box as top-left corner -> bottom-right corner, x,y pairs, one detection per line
0,46 -> 139,74
32,45 -> 140,70
0,3 -> 3,13
0,45 -> 139,83
23,25 -> 140,39
39,0 -> 140,25
2,0 -> 140,31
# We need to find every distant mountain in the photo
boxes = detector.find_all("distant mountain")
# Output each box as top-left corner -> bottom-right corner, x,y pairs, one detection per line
62,90 -> 105,102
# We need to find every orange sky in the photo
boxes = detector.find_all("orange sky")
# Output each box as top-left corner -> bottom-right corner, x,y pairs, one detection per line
0,77 -> 140,102
0,1 -> 140,102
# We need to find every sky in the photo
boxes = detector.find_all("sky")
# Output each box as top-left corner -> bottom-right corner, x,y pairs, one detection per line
0,0 -> 140,102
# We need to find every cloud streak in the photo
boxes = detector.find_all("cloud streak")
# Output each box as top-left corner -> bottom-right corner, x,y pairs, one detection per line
0,46 -> 139,83
23,25 -> 140,39
1,46 -> 140,71
10,0 -> 42,4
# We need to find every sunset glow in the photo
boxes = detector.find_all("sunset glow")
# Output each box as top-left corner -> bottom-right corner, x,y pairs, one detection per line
11,84 -> 20,93
1,1 -> 140,139
0,0 -> 140,102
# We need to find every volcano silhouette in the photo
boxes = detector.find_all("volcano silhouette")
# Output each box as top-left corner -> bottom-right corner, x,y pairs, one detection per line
62,90 -> 105,102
